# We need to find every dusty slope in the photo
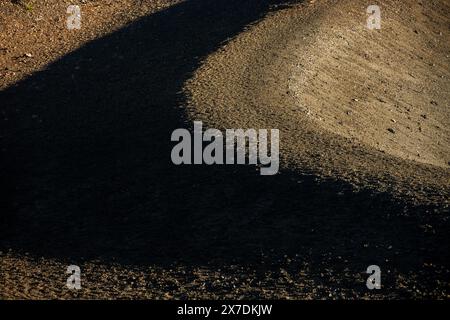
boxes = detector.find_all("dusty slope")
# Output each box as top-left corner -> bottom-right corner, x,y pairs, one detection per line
185,0 -> 450,204
289,0 -> 449,169
0,0 -> 182,89
1,0 -> 449,300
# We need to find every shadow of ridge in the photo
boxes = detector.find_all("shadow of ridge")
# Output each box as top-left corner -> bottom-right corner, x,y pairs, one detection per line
0,0 -> 449,289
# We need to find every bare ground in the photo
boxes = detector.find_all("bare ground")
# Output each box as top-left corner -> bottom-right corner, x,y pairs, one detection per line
1,0 -> 449,299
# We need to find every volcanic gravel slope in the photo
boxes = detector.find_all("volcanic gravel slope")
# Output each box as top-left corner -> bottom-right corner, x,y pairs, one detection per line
185,0 -> 450,204
1,0 -> 449,299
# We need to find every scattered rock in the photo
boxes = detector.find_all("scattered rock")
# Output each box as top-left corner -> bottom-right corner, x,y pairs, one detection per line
387,128 -> 396,134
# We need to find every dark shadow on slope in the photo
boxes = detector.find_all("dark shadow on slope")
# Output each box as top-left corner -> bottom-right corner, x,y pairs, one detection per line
0,0 -> 448,295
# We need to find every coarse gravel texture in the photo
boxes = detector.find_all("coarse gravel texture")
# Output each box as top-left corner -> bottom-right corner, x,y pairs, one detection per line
1,0 -> 449,299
